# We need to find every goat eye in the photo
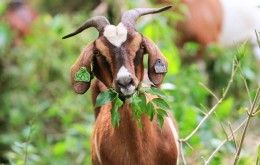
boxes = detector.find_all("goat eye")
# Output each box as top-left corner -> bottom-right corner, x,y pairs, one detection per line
94,49 -> 100,56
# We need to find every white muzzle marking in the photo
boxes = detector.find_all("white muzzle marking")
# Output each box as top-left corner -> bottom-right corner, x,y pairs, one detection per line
103,23 -> 127,47
116,66 -> 135,96
120,85 -> 135,96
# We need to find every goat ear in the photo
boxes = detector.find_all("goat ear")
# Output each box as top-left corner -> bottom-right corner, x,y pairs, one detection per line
71,43 -> 94,94
143,36 -> 168,87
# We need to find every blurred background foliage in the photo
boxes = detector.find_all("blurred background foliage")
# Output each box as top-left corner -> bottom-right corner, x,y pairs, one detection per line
0,0 -> 259,164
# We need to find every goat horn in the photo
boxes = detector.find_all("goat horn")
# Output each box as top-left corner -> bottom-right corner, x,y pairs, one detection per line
121,6 -> 172,30
62,16 -> 110,39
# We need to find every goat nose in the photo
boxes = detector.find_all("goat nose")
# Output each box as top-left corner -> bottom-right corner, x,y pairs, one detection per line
117,76 -> 134,88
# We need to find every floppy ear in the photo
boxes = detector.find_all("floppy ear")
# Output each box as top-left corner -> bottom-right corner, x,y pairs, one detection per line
71,43 -> 94,94
143,36 -> 168,87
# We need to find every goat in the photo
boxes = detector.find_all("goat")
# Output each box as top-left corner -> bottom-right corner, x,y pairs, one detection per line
63,6 -> 179,165
156,0 -> 260,60
6,0 -> 37,44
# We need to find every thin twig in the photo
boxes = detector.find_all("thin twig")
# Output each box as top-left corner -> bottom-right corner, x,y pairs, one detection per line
24,123 -> 33,165
179,141 -> 187,165
214,112 -> 229,139
252,108 -> 260,116
23,108 -> 40,165
255,30 -> 260,48
239,73 -> 252,105
228,121 -> 238,151
201,156 -> 206,164
204,118 -> 247,165
183,141 -> 194,151
219,121 -> 229,140
195,106 -> 207,116
200,104 -> 209,114
252,92 -> 260,116
233,87 -> 260,165
257,145 -> 260,165
199,82 -> 220,101
180,58 -> 238,142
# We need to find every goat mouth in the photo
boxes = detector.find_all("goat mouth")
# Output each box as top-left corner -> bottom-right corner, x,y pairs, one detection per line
118,85 -> 136,97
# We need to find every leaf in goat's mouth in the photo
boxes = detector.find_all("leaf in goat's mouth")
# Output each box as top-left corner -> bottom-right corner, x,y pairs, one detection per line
95,87 -> 170,128
95,89 -> 118,107
95,89 -> 122,127
132,87 -> 169,128
75,67 -> 91,82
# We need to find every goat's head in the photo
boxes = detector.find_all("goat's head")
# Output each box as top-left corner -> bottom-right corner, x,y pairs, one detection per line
63,6 -> 171,98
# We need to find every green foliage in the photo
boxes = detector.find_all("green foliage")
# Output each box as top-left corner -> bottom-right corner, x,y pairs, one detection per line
0,0 -> 259,164
95,89 -> 118,107
257,145 -> 260,165
216,97 -> 234,120
0,11 -> 97,164
132,87 -> 170,128
95,87 -> 170,128
95,88 -> 122,127
183,42 -> 200,57
111,97 -> 123,127
74,67 -> 91,82
140,16 -> 181,74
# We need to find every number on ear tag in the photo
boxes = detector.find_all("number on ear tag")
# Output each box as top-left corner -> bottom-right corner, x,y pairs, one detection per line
154,59 -> 167,73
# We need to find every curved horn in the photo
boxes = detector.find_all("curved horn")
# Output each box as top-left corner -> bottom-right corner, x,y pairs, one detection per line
62,16 -> 110,39
121,6 -> 172,30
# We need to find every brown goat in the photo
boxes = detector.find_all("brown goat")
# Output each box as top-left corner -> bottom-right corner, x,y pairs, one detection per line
6,0 -> 37,43
63,6 -> 179,165
157,0 -> 260,60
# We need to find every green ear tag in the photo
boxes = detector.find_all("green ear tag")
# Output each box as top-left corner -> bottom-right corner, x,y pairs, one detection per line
75,67 -> 91,82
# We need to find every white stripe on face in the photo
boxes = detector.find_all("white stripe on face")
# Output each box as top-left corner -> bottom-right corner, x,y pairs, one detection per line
116,66 -> 131,80
103,22 -> 127,47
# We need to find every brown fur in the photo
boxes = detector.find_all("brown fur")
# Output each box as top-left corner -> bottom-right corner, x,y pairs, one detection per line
91,102 -> 178,165
91,80 -> 107,118
156,0 -> 223,59
143,37 -> 168,86
71,43 -> 94,94
177,0 -> 223,46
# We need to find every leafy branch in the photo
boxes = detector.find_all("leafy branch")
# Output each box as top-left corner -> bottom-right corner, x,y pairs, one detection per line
233,87 -> 260,164
95,88 -> 122,127
95,87 -> 170,128
204,118 -> 247,164
179,55 -> 239,143
178,44 -> 256,164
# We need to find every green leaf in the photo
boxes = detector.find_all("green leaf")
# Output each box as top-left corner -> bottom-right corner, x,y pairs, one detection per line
144,87 -> 167,99
157,108 -> 168,117
257,145 -> 260,165
131,93 -> 142,119
139,93 -> 147,109
216,97 -> 234,120
146,102 -> 155,121
111,97 -> 123,127
157,114 -> 165,128
183,42 -> 200,57
75,67 -> 91,82
152,98 -> 170,110
95,89 -> 118,107
156,108 -> 167,128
